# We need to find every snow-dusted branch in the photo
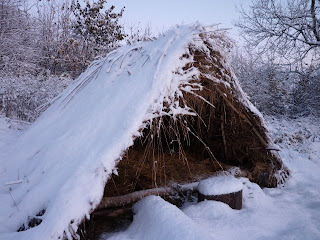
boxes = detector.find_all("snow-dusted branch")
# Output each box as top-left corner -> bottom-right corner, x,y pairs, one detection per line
236,0 -> 320,62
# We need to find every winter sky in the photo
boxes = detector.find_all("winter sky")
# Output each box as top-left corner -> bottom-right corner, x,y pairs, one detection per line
108,0 -> 249,41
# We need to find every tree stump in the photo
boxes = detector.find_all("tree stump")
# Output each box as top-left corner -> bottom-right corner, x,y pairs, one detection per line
197,176 -> 243,210
198,190 -> 242,210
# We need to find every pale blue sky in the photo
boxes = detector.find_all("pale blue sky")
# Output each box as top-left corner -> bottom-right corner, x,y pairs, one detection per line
108,0 -> 249,40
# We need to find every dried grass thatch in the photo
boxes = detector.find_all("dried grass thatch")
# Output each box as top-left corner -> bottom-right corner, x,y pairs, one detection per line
103,31 -> 289,201
81,30 -> 290,239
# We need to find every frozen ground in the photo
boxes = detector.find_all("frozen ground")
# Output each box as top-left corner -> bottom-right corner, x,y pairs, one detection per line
101,116 -> 320,240
0,116 -> 319,240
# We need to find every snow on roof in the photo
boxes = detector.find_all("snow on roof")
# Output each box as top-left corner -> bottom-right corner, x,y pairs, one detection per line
0,23 -> 264,240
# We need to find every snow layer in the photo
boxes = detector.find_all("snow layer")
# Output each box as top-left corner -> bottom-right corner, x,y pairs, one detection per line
198,175 -> 244,195
102,196 -> 213,240
0,118 -> 27,175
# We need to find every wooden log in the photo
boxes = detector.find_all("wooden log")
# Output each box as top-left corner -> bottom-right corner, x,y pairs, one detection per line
97,183 -> 198,210
97,177 -> 245,213
197,175 -> 243,210
198,190 -> 242,210
97,187 -> 176,210
92,207 -> 133,219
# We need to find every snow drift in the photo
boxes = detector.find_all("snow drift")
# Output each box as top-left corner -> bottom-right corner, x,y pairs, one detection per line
0,24 -> 288,240
104,196 -> 213,240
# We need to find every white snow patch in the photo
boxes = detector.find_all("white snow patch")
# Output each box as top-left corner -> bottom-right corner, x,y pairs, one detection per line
198,175 -> 244,195
102,196 -> 213,240
0,117 -> 27,174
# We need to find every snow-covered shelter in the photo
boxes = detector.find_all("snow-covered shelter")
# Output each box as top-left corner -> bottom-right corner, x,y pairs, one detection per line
0,24 -> 288,240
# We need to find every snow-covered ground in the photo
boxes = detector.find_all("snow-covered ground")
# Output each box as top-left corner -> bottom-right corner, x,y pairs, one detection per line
0,117 -> 28,173
100,116 -> 320,240
0,116 -> 319,240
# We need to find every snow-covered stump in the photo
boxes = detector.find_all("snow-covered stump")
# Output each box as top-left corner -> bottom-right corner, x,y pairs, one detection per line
197,176 -> 244,210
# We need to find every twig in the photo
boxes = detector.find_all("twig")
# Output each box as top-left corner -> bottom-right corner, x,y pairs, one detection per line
141,55 -> 150,67
5,180 -> 23,186
97,186 -> 176,210
97,182 -> 199,210
221,105 -> 227,159
184,90 -> 216,109
120,46 -> 142,69
215,87 -> 270,149
9,189 -> 19,212
186,126 -> 224,171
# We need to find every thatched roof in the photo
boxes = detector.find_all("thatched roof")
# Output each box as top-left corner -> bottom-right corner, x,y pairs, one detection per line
0,24 -> 288,240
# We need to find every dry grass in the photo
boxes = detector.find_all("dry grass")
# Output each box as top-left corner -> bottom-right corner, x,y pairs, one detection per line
103,39 -> 289,199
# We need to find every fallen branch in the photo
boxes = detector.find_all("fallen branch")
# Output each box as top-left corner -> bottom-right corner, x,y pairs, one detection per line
92,207 -> 132,219
97,187 -> 176,210
4,180 -> 23,186
9,190 -> 19,212
97,182 -> 199,210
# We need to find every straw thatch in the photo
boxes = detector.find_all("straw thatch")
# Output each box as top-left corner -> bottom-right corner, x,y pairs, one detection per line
80,29 -> 290,240
102,31 -> 289,202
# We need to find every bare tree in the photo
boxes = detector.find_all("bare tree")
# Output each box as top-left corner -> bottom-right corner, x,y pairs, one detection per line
235,0 -> 320,117
35,0 -> 79,74
232,47 -> 293,116
236,0 -> 320,65
33,0 -> 125,76
0,0 -> 39,75
1,0 -> 127,122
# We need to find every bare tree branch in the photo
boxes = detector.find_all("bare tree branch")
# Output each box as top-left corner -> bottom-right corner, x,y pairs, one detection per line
236,0 -> 320,64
